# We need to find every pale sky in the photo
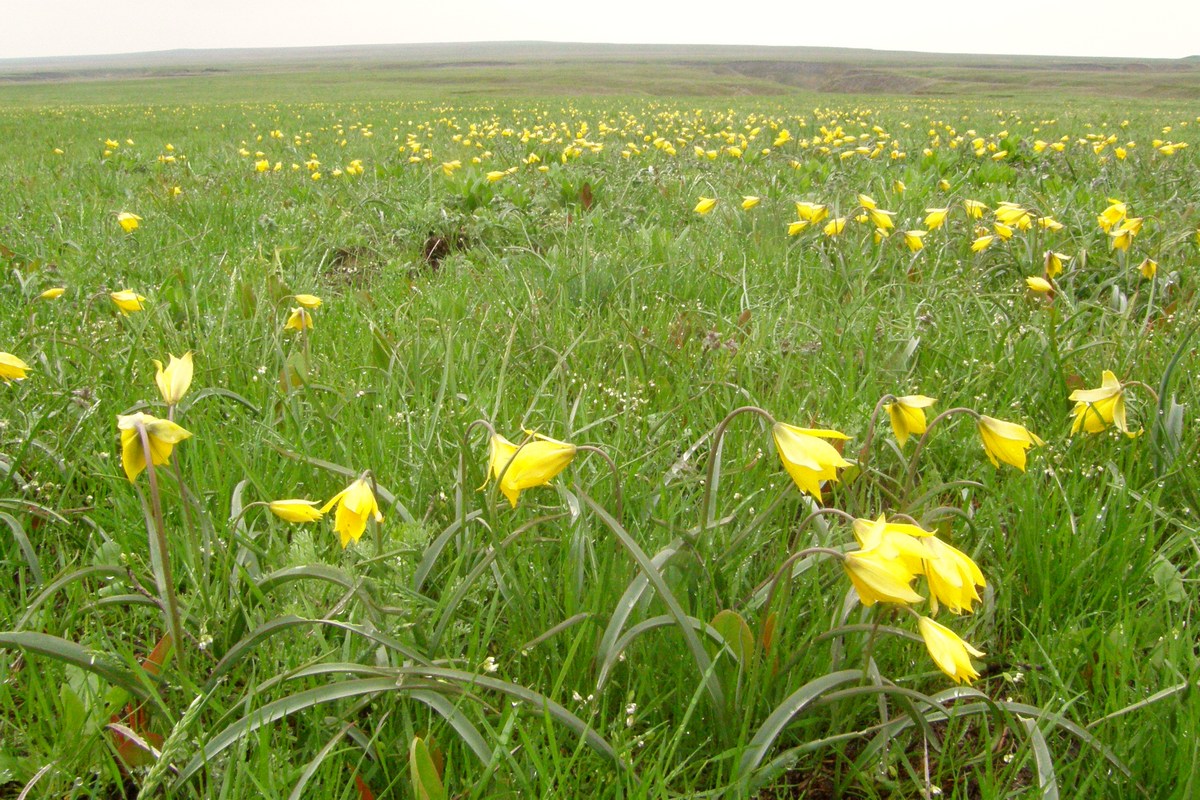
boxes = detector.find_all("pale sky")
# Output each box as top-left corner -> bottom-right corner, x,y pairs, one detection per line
1,0 -> 1197,60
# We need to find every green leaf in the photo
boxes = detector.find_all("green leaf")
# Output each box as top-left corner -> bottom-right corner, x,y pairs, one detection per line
409,736 -> 447,800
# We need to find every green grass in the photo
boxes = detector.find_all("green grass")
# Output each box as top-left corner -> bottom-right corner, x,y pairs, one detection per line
0,69 -> 1197,799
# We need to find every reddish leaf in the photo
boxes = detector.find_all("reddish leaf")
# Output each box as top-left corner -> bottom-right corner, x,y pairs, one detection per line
354,774 -> 376,800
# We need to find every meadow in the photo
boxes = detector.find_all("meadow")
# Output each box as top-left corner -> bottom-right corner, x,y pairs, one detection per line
0,52 -> 1197,798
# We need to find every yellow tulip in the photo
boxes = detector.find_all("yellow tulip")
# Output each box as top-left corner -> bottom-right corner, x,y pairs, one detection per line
116,212 -> 142,233
486,432 -> 577,508
843,548 -> 924,607
962,199 -> 987,219
922,537 -> 986,614
740,196 -> 760,211
884,395 -> 936,447
901,230 -> 926,252
923,208 -> 948,230
857,193 -> 877,210
1097,200 -> 1126,232
1109,228 -> 1134,251
822,217 -> 847,237
794,201 -> 828,224
771,422 -> 851,500
1138,258 -> 1157,280
321,478 -> 383,547
1025,276 -> 1053,294
866,208 -> 895,231
977,415 -> 1044,471
970,235 -> 994,253
1069,370 -> 1132,435
787,220 -> 809,236
918,616 -> 984,684
39,287 -> 66,300
294,294 -> 322,309
694,197 -> 717,215
852,513 -> 932,575
1043,251 -> 1067,278
0,352 -> 31,383
153,352 -> 193,406
117,412 -> 192,482
268,499 -> 324,523
110,290 -> 146,315
284,308 -> 312,331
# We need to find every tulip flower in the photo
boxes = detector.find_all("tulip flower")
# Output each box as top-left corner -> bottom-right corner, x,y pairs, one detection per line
962,199 -> 987,219
901,230 -> 926,252
1069,370 -> 1134,435
39,287 -> 65,300
866,208 -> 896,231
794,201 -> 828,223
771,422 -> 851,500
117,212 -> 142,233
918,616 -> 984,684
1138,258 -> 1157,280
1097,200 -> 1126,232
117,412 -> 192,482
922,537 -> 986,614
284,308 -> 312,331
977,415 -> 1044,471
923,208 -> 948,230
884,395 -> 936,447
852,513 -> 932,575
823,217 -> 847,237
740,196 -> 760,211
1043,251 -> 1067,278
971,235 -> 994,253
111,290 -> 146,315
0,352 -> 31,383
153,352 -> 193,406
787,220 -> 809,236
322,478 -> 383,547
294,294 -> 322,309
857,193 -> 877,210
269,499 -> 324,523
1025,276 -> 1053,294
486,432 -> 577,508
694,197 -> 717,215
843,549 -> 924,606
1109,227 -> 1134,251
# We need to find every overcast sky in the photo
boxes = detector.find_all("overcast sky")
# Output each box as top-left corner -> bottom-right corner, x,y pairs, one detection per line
2,0 -> 1197,60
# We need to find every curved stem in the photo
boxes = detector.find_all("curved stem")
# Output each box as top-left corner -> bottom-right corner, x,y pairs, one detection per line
786,507 -> 858,553
856,394 -> 895,468
1124,380 -> 1160,406
700,405 -> 776,540
136,422 -> 183,649
576,445 -> 623,520
757,544 -> 847,617
458,419 -> 497,523
903,407 -> 980,499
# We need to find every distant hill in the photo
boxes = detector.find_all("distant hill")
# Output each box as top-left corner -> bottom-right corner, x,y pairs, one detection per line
1,41 -> 1197,101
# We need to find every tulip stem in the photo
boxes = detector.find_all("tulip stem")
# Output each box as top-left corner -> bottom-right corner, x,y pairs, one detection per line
701,406 -> 776,542
856,394 -> 896,469
1046,298 -> 1069,406
756,543 -> 847,618
460,420 -> 497,524
576,445 -> 623,520
903,407 -> 979,500
136,421 -> 183,651
1124,380 -> 1160,406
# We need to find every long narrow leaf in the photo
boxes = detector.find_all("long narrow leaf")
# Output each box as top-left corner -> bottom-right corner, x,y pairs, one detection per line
0,631 -> 150,702
738,669 -> 864,776
581,492 -> 726,718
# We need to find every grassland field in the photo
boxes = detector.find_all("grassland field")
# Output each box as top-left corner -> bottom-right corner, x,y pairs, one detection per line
0,43 -> 1197,799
